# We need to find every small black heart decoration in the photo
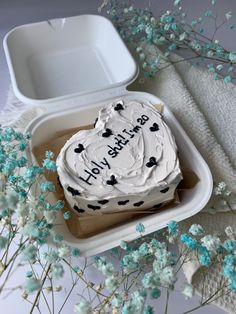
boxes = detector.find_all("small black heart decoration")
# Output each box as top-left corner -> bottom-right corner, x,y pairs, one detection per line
153,203 -> 163,209
118,200 -> 129,206
67,186 -> 80,196
102,128 -> 113,138
133,201 -> 144,207
97,200 -> 109,205
106,175 -> 117,186
87,204 -> 101,211
114,102 -> 124,111
74,144 -> 84,153
160,187 -> 169,193
73,205 -> 85,213
146,157 -> 157,168
150,123 -> 159,132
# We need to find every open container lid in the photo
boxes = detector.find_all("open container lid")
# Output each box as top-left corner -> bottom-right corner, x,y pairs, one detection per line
4,14 -> 138,106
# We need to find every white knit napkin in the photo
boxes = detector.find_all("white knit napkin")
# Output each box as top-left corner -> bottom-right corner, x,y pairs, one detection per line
131,55 -> 236,313
1,55 -> 236,313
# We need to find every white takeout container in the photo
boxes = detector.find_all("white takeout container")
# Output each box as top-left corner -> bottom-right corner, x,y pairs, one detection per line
4,15 -> 213,256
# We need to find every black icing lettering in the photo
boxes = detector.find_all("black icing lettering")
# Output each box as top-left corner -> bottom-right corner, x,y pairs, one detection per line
91,168 -> 100,175
100,157 -> 110,169
114,137 -> 129,148
107,145 -> 120,158
130,125 -> 141,133
122,128 -> 134,138
91,161 -> 104,169
137,114 -> 149,125
108,148 -> 118,158
117,134 -> 126,140
79,169 -> 97,185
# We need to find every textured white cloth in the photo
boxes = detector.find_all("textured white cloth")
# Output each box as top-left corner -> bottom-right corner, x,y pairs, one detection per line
1,55 -> 236,313
131,55 -> 236,313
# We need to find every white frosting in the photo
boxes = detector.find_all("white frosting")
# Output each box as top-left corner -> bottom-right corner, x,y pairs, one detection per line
57,100 -> 182,215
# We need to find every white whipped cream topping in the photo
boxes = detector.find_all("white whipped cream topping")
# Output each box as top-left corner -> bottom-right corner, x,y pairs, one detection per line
57,100 -> 182,214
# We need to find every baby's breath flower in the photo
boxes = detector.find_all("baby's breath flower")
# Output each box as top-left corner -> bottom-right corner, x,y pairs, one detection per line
24,278 -> 41,293
105,275 -> 119,291
223,239 -> 236,252
26,271 -> 33,278
43,159 -> 57,172
101,262 -> 115,277
63,211 -> 71,220
22,245 -> 37,262
225,11 -> 232,20
51,264 -> 64,279
54,234 -> 64,243
44,210 -> 56,224
189,224 -> 204,236
43,249 -> 58,263
160,266 -> 175,286
136,222 -> 145,233
21,291 -> 28,299
40,181 -> 55,193
201,235 -> 221,253
120,240 -> 128,250
0,236 -> 7,250
167,221 -> 178,237
74,300 -> 93,314
182,283 -> 194,299
54,200 -> 64,210
225,226 -> 235,239
180,234 -> 198,250
144,305 -> 154,314
198,245 -> 211,267
174,0 -> 181,6
45,151 -> 54,159
58,244 -> 70,258
151,287 -> 161,299
72,248 -> 80,257
111,294 -> 123,308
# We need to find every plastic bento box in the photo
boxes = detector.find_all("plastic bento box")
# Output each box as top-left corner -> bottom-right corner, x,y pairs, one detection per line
4,14 -> 213,256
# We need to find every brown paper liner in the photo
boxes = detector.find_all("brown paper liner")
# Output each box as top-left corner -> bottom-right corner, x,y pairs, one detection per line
33,103 -> 199,238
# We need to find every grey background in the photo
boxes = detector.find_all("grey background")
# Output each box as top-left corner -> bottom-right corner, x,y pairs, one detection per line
0,0 -> 235,313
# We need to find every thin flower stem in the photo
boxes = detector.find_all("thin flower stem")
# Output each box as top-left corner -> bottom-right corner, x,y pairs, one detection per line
183,282 -> 228,314
58,277 -> 79,314
126,269 -> 143,291
164,289 -> 170,314
1,237 -> 28,271
62,258 -> 107,298
0,250 -> 18,294
29,264 -> 51,314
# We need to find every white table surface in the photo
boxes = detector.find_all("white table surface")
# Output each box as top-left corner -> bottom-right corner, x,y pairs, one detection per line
0,1 -> 235,313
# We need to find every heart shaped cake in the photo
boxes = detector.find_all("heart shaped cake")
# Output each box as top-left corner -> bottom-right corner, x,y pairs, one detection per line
56,100 -> 182,215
